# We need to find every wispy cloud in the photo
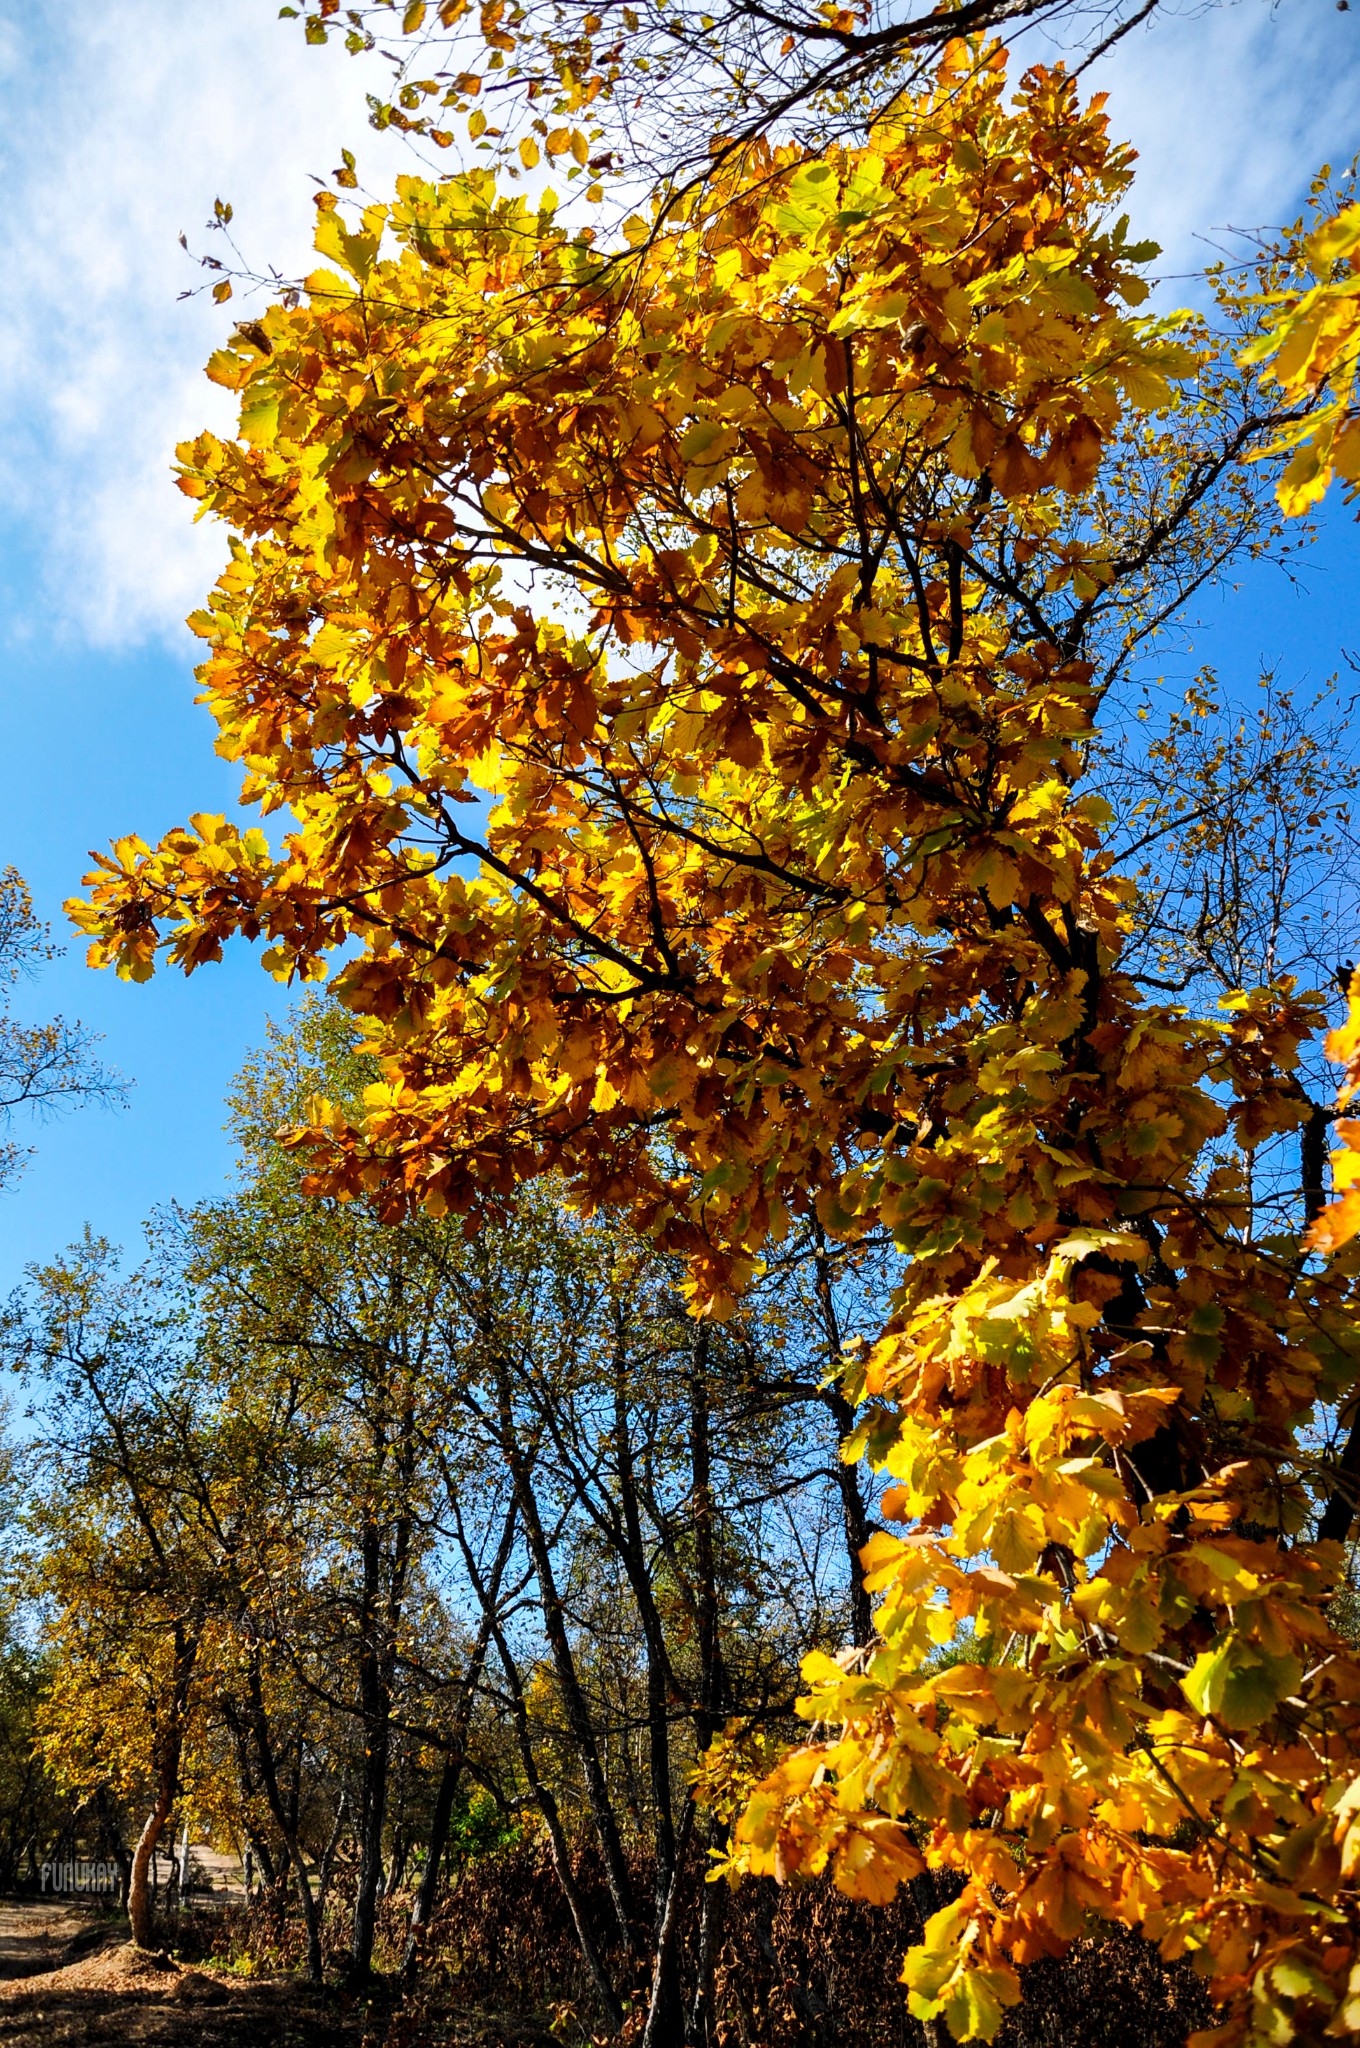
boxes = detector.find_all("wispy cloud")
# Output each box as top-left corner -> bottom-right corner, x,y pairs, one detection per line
1088,0 -> 1360,290
0,0 -> 1356,650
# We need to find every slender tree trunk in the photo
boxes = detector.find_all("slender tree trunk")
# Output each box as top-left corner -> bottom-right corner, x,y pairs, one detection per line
499,1370 -> 636,1946
280,1838 -> 322,1982
813,1231 -> 874,1646
250,1833 -> 278,1891
689,1851 -> 724,2048
352,1439 -> 417,1982
1302,1099 -> 1331,1227
640,1799 -> 695,2048
690,1326 -> 728,2048
351,1716 -> 390,1979
404,1499 -> 517,1975
750,1883 -> 829,2038
452,1482 -> 623,2031
689,1325 -> 725,1743
910,1869 -> 948,2048
494,1618 -> 623,2028
404,1754 -> 460,1971
535,1775 -> 624,2030
612,1350 -> 676,1961
318,1792 -> 348,1911
1319,1425 -> 1360,1546
239,1654 -> 323,1986
350,1511 -> 392,1981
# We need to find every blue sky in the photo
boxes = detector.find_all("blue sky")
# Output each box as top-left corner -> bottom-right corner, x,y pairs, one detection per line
0,0 -> 1357,1292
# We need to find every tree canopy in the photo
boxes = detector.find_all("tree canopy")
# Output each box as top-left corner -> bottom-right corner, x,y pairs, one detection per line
60,23 -> 1360,2048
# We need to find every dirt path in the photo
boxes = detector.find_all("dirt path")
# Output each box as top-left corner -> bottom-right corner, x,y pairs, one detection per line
0,1901 -> 372,2047
0,1901 -> 98,1980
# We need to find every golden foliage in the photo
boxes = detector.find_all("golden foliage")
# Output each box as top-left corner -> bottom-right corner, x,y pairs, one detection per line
1245,192 -> 1360,515
69,47 -> 1360,2043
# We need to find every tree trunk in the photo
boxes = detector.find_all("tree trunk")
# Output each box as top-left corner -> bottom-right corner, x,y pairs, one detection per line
611,1347 -> 678,1991
690,1330 -> 728,2046
351,1466 -> 417,1981
499,1370 -> 636,1946
910,1870 -> 948,2048
127,1781 -> 175,1949
240,1652 -> 323,1986
453,1484 -> 623,2031
318,1791 -> 348,1911
813,1230 -> 874,1646
288,1847 -> 323,1985
640,1798 -> 695,2048
496,1630 -> 623,2028
127,1629 -> 197,1948
404,1496 -> 517,1977
689,1845 -> 724,2048
350,1711 -> 390,1980
404,1754 -> 460,1972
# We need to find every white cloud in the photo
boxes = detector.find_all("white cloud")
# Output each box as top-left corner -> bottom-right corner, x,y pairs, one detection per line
0,0 -> 414,647
1088,0 -> 1360,290
0,0 -> 1356,649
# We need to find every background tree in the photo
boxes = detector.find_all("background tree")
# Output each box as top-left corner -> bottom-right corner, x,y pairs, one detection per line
4,997 -> 885,2022
7,1243 -> 216,1948
200,1000 -> 885,2021
0,868 -> 121,1194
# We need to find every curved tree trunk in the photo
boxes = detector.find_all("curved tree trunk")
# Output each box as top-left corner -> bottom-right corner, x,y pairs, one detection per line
403,1752 -> 461,1977
288,1842 -> 324,1987
350,1709 -> 390,1982
350,1511 -> 395,1983
450,1483 -> 624,2031
127,1775 -> 175,1948
127,1628 -> 198,1949
318,1791 -> 348,1913
813,1229 -> 875,1647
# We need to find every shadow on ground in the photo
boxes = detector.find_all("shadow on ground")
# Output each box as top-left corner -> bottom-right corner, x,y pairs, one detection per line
0,1901 -> 372,2047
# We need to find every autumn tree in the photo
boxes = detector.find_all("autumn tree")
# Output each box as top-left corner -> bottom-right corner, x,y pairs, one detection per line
5,1242 -> 215,1948
4,1216 -> 403,1976
184,1085 -> 458,1982
70,42 -> 1360,2045
0,1401 -> 71,1896
5,1211 -> 459,1979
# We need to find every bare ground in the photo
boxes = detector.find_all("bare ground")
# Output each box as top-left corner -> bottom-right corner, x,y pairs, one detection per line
0,1901 -> 373,2046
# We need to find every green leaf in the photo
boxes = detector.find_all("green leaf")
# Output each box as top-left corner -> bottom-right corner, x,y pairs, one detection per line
240,393 -> 281,448
313,205 -> 382,281
1052,1227 -> 1148,1265
1183,1634 -> 1302,1729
